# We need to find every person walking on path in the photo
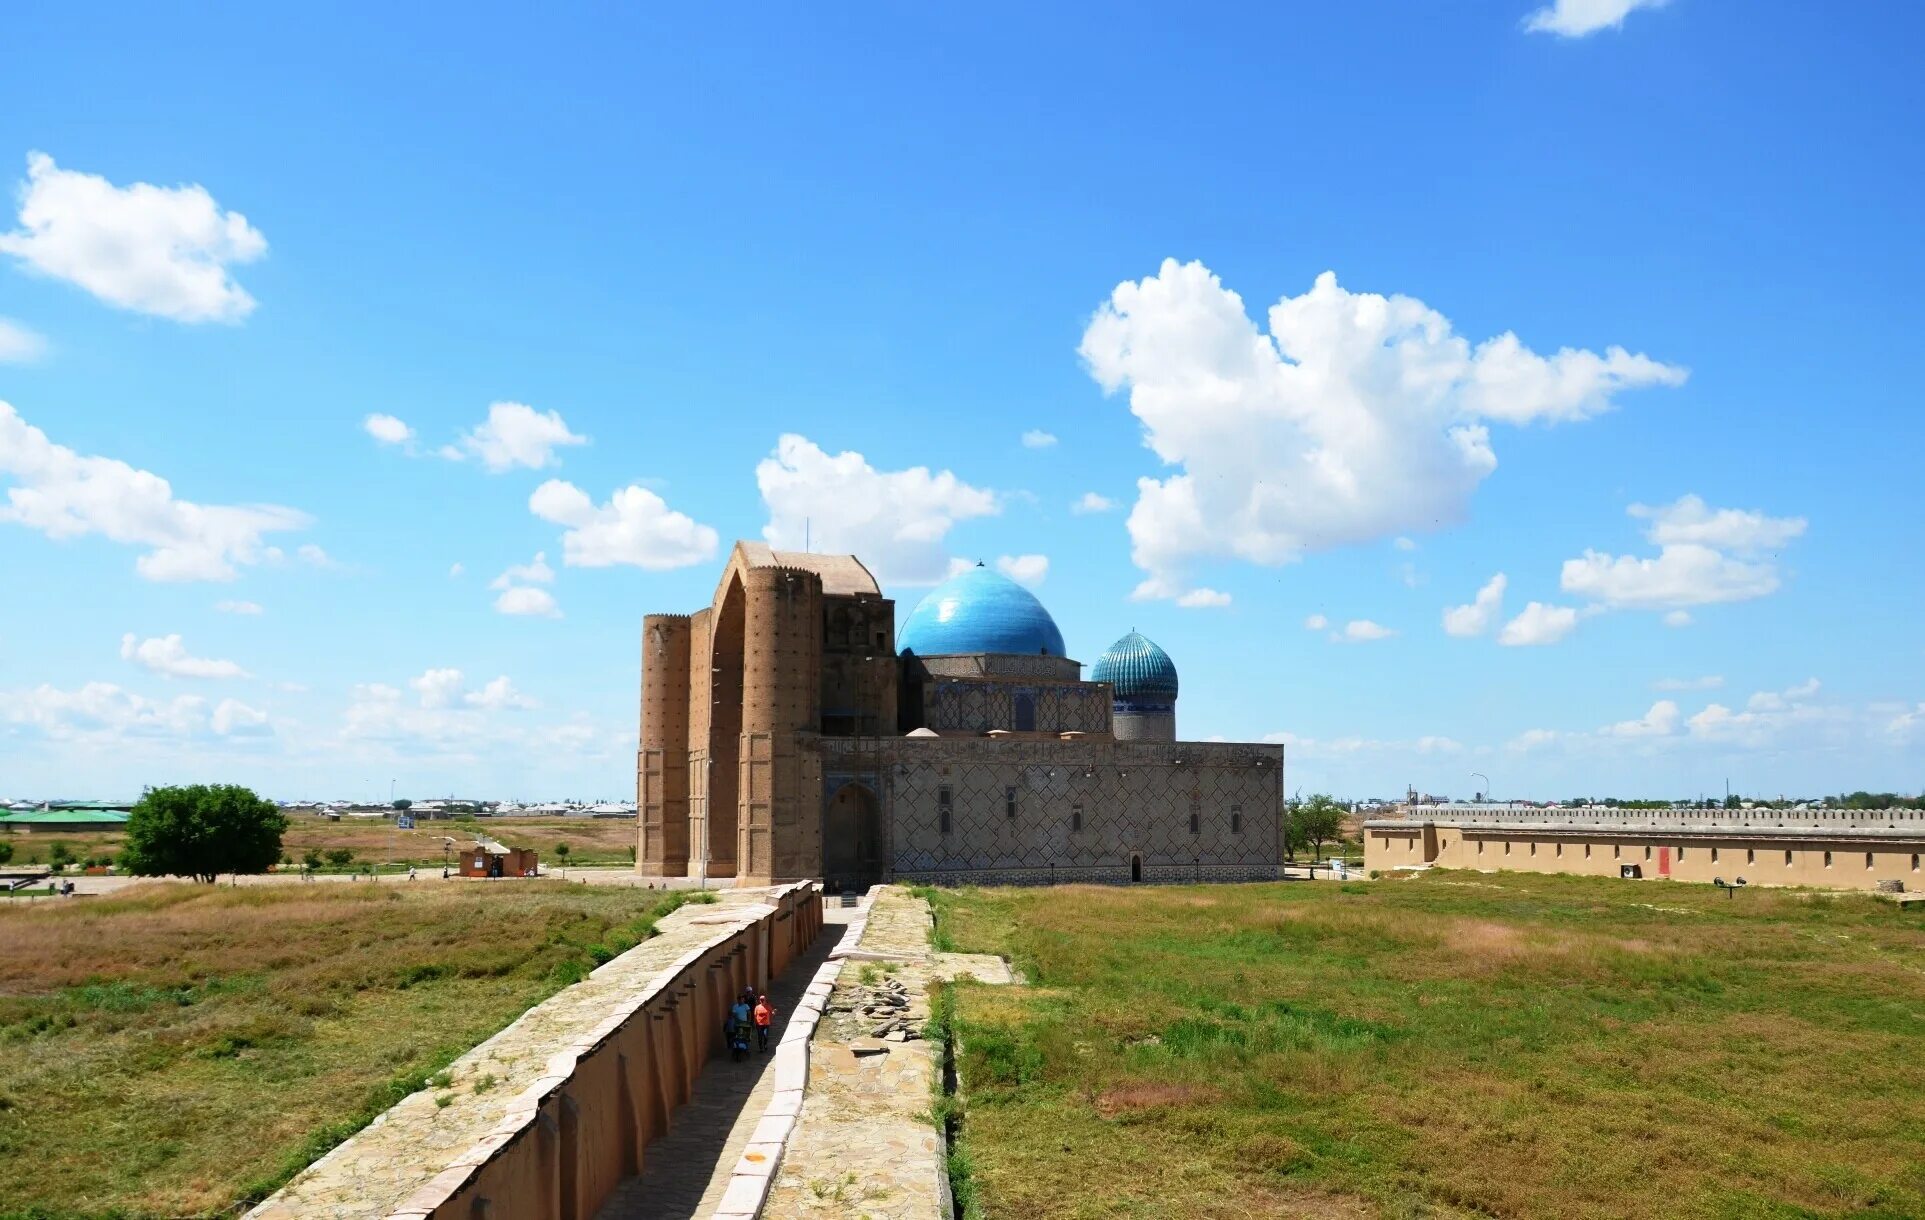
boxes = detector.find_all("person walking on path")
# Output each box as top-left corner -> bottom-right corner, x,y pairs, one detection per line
753,994 -> 775,1052
727,996 -> 754,1062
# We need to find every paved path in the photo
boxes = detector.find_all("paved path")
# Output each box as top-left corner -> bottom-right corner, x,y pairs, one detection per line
595,904 -> 855,1220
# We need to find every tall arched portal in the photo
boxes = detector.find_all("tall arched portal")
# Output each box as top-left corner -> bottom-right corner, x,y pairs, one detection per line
823,781 -> 882,890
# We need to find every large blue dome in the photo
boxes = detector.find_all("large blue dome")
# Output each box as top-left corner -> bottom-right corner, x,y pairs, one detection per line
1091,631 -> 1179,698
898,565 -> 1066,657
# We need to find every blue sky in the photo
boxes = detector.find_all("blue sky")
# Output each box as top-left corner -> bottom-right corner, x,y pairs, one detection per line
2,0 -> 1921,802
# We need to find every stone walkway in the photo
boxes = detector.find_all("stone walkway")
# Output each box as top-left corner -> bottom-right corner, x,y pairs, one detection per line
762,887 -> 948,1220
595,905 -> 854,1220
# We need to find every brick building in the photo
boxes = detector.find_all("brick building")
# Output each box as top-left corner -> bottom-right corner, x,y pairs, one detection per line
638,541 -> 1284,888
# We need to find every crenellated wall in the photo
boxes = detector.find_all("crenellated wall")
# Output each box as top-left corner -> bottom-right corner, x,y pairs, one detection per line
249,884 -> 823,1220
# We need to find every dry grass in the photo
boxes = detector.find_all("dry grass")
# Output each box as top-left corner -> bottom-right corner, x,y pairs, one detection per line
1,815 -> 641,871
0,879 -> 690,1218
927,873 -> 1925,1219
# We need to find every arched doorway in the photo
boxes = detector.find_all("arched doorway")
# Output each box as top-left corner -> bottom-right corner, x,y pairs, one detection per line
1130,853 -> 1143,883
824,781 -> 883,890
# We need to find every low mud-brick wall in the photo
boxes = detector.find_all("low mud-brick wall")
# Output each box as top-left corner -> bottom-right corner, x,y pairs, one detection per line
250,882 -> 823,1220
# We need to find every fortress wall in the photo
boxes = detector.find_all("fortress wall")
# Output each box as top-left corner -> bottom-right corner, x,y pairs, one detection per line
249,883 -> 824,1220
638,615 -> 692,875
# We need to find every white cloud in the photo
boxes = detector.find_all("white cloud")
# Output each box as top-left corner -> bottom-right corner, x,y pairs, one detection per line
1562,543 -> 1780,608
409,667 -> 467,709
1686,683 -> 1839,748
449,562 -> 464,578
3,681 -> 209,741
1603,699 -> 1681,738
1653,675 -> 1723,692
489,551 -> 555,590
1303,613 -> 1329,631
119,632 -> 248,679
1663,610 -> 1693,628
1394,537 -> 1418,552
296,543 -> 333,569
995,554 -> 1049,586
1071,492 -> 1116,515
0,401 -> 308,581
363,413 -> 413,445
467,675 -> 538,711
0,317 -> 47,363
442,402 -> 586,472
1497,601 -> 1579,646
495,585 -> 561,618
0,152 -> 266,323
1020,429 -> 1058,449
531,480 -> 717,571
1630,494 -> 1806,554
211,698 -> 270,736
1079,261 -> 1683,601
755,434 -> 997,586
1562,496 -> 1804,610
1337,619 -> 1395,642
1443,573 -> 1507,637
1747,678 -> 1821,713
1177,587 -> 1232,609
214,599 -> 262,615
1524,0 -> 1667,38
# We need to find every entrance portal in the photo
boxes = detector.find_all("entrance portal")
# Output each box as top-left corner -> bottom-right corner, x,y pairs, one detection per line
1130,853 -> 1143,883
823,782 -> 882,890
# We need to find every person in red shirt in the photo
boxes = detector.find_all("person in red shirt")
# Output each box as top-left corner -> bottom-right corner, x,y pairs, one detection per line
752,995 -> 775,1052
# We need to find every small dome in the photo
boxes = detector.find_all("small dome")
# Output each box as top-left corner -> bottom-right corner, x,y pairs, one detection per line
898,564 -> 1066,657
1091,631 -> 1178,699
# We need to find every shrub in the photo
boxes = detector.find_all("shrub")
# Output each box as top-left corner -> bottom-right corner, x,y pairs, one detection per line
324,849 -> 354,868
0,840 -> 12,865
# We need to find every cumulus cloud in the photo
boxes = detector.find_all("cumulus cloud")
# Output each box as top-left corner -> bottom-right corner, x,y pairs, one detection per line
495,585 -> 561,618
0,317 -> 47,363
363,413 -> 413,445
409,667 -> 466,709
1394,537 -> 1418,552
3,681 -> 215,741
1079,260 -> 1683,601
1664,610 -> 1693,628
1443,573 -> 1507,637
995,554 -> 1048,586
1071,492 -> 1116,515
1562,496 -> 1804,610
1303,613 -> 1329,631
1177,588 -> 1232,609
0,401 -> 309,581
1337,619 -> 1395,642
0,152 -> 266,323
467,675 -> 539,711
442,402 -> 587,471
1524,0 -> 1667,38
1021,429 -> 1058,449
1603,699 -> 1681,738
211,698 -> 270,736
531,480 -> 717,571
214,599 -> 262,615
406,668 -> 537,711
449,562 -> 464,578
120,632 -> 249,679
756,434 -> 997,587
1497,601 -> 1579,646
489,552 -> 555,590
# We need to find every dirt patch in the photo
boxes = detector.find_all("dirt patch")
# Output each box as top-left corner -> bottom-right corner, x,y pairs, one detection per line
1095,1080 -> 1225,1116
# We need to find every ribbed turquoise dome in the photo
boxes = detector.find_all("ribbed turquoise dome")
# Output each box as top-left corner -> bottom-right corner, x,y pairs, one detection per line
898,564 -> 1066,657
1091,631 -> 1179,698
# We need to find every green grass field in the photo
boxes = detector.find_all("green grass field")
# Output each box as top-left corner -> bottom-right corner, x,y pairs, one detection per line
0,881 -> 694,1219
925,872 -> 1925,1219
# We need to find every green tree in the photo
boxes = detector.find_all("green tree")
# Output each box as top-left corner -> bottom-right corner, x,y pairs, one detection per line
0,840 -> 12,865
1294,794 -> 1345,862
302,848 -> 323,871
554,842 -> 571,864
391,799 -> 413,812
48,841 -> 73,872
324,848 -> 354,868
121,784 -> 288,884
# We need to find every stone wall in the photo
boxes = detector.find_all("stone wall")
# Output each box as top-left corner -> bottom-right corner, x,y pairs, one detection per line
821,736 -> 1284,885
249,884 -> 823,1220
920,675 -> 1112,737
